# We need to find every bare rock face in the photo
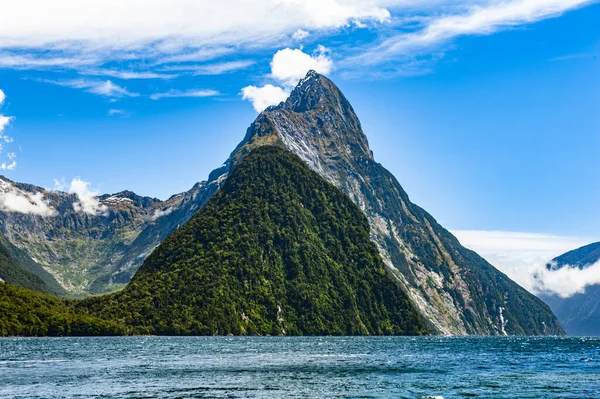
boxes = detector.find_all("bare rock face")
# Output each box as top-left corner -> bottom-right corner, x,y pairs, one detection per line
225,71 -> 563,336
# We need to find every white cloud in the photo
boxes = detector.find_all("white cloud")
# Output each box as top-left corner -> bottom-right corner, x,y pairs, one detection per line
1,152 -> 16,171
349,0 -> 594,66
190,60 -> 255,75
0,1 -> 390,47
536,260 -> 600,298
0,89 -> 16,167
150,206 -> 174,221
107,109 -> 126,116
452,230 -> 600,298
241,84 -> 289,112
0,1 -> 591,80
83,69 -> 177,80
241,46 -> 333,111
68,177 -> 108,216
154,47 -> 235,65
0,0 -> 390,71
0,53 -> 98,69
39,78 -> 138,98
292,29 -> 310,41
271,46 -> 333,86
160,60 -> 255,75
150,89 -> 220,100
0,115 -> 12,136
0,179 -> 56,216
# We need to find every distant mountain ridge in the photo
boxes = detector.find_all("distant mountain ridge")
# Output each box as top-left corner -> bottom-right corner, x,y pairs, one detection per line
541,242 -> 600,336
0,175 -> 221,295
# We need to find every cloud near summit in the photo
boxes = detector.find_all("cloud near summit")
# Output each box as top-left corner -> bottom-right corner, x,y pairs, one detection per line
241,46 -> 333,112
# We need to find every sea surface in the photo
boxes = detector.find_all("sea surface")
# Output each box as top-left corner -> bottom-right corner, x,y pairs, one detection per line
0,336 -> 599,399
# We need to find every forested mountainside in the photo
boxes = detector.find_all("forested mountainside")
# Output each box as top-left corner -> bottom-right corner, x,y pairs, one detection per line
81,147 -> 430,336
1,147 -> 430,337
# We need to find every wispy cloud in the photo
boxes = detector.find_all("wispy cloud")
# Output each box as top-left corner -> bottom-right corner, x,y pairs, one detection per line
346,0 -> 594,68
0,53 -> 98,69
149,88 -> 219,100
0,89 -> 13,140
107,108 -> 127,116
191,60 -> 255,75
549,52 -> 598,61
150,206 -> 174,221
292,29 -> 310,41
159,60 -> 255,75
453,230 -> 600,298
83,69 -> 178,80
0,89 -> 17,171
38,78 -> 139,98
1,152 -> 17,171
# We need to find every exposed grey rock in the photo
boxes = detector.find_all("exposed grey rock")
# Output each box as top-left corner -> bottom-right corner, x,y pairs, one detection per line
224,71 -> 563,336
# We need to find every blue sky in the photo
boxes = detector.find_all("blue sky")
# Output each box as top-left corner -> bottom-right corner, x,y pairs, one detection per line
0,0 -> 598,277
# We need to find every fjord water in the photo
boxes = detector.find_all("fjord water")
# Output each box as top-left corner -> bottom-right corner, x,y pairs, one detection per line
1,337 -> 599,399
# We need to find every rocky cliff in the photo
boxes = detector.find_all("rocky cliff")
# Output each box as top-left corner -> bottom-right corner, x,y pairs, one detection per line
222,71 -> 563,335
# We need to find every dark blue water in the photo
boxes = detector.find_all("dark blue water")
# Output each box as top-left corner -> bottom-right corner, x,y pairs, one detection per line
0,336 -> 599,398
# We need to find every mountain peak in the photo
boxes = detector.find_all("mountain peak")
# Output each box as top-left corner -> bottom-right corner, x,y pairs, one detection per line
235,70 -> 375,170
281,70 -> 342,113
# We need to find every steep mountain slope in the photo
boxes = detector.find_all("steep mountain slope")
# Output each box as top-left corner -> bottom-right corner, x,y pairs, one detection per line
217,71 -> 562,336
0,176 -> 222,295
0,231 -> 63,295
82,147 -> 430,336
541,242 -> 600,336
0,283 -> 122,336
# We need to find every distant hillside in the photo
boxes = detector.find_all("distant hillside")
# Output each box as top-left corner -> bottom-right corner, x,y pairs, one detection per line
0,175 -> 219,295
0,283 -> 122,336
81,146 -> 430,336
542,242 -> 600,336
0,232 -> 64,295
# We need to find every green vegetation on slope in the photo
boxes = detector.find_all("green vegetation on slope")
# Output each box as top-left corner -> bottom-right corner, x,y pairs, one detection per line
82,146 -> 430,336
0,283 -> 123,336
0,233 -> 63,296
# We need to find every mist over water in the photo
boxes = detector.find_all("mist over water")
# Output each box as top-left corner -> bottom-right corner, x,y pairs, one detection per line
1,336 -> 599,398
